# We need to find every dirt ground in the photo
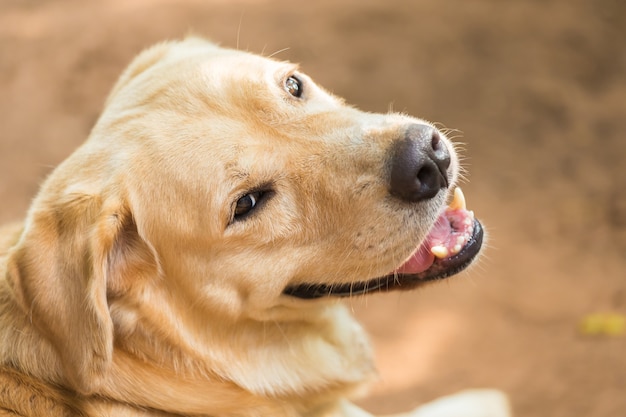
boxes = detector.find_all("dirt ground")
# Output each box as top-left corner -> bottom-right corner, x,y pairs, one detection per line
1,0 -> 625,416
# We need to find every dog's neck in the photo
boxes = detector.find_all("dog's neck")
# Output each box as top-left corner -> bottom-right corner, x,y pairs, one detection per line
103,296 -> 377,416
0,271 -> 376,416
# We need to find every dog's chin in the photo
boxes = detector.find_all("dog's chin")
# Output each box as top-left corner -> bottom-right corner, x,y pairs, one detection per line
283,188 -> 484,300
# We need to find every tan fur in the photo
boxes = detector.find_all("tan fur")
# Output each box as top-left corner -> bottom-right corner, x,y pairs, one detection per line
0,38 -> 509,417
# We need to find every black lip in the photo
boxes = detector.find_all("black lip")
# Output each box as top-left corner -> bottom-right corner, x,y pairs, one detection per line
283,219 -> 484,300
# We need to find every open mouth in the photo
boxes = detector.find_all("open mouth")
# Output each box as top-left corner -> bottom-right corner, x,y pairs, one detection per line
284,188 -> 483,299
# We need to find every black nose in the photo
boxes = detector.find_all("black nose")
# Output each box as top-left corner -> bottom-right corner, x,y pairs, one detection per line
389,124 -> 451,202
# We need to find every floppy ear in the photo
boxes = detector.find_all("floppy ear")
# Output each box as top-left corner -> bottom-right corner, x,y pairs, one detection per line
6,193 -> 158,394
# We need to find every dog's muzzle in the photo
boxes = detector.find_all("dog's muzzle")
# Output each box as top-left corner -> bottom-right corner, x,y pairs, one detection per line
283,123 -> 484,300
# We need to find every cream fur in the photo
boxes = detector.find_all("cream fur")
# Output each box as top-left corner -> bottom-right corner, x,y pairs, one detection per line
0,38 -> 510,417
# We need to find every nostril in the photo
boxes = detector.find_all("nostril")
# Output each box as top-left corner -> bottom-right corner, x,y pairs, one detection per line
416,163 -> 442,200
431,131 -> 442,151
417,164 -> 437,186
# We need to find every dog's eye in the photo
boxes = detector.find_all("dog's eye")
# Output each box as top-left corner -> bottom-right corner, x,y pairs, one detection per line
284,75 -> 303,98
233,191 -> 264,220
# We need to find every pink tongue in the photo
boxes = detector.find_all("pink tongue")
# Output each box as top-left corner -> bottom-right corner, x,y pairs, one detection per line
393,214 -> 455,275
393,245 -> 435,275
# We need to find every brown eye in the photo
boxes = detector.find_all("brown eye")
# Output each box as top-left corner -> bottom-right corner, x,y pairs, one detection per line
285,75 -> 303,98
234,192 -> 261,218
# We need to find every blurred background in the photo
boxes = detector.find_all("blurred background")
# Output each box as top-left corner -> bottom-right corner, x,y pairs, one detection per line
1,0 -> 624,416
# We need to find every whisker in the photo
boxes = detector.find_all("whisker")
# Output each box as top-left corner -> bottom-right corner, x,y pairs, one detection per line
267,47 -> 291,59
236,12 -> 245,50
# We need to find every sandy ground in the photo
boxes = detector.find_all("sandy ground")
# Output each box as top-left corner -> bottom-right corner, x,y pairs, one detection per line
1,1 -> 625,416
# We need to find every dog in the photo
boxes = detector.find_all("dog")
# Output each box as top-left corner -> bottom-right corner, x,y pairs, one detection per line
0,38 -> 510,417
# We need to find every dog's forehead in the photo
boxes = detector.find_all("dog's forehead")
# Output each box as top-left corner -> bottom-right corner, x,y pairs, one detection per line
98,40 -> 355,182
202,46 -> 292,75
111,43 -> 289,107
161,42 -> 294,93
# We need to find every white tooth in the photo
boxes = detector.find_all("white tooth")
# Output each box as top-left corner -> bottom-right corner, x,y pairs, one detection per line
464,217 -> 473,226
468,210 -> 475,219
449,187 -> 467,211
456,236 -> 466,245
431,245 -> 449,258
453,244 -> 462,254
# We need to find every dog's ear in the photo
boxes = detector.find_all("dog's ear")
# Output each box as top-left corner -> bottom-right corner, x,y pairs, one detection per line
6,193 -> 158,394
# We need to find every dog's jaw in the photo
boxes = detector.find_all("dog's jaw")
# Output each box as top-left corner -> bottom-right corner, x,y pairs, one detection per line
283,219 -> 483,299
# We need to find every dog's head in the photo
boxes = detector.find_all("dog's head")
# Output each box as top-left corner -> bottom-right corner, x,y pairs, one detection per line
5,38 -> 483,393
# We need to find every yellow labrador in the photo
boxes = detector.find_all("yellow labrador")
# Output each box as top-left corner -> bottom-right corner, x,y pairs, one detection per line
0,38 -> 509,417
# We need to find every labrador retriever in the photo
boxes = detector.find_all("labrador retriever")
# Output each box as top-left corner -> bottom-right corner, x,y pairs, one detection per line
0,38 -> 510,417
